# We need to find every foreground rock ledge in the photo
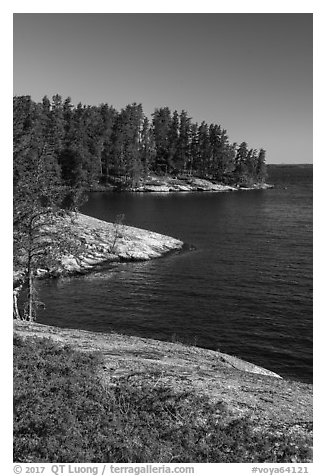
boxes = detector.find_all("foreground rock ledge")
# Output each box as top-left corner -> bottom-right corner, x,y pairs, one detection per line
14,321 -> 312,432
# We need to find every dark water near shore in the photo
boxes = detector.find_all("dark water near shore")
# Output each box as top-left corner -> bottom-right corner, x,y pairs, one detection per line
38,165 -> 313,383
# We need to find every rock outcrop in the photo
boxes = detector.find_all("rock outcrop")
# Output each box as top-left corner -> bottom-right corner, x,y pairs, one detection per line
13,213 -> 184,284
14,321 -> 312,437
59,213 -> 184,273
124,175 -> 273,193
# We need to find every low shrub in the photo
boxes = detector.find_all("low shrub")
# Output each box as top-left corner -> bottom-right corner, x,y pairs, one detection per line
13,335 -> 312,463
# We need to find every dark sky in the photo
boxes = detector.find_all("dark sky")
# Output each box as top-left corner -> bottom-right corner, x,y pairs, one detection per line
13,13 -> 312,164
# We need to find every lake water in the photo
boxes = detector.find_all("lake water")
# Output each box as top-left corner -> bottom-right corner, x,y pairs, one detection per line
38,165 -> 313,383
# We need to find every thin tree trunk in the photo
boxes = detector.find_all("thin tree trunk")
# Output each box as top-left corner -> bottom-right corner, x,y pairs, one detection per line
28,268 -> 34,321
26,248 -> 35,322
13,286 -> 22,320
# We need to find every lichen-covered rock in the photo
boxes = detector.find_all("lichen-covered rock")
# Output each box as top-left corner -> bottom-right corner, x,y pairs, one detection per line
126,175 -> 270,193
142,185 -> 171,192
58,213 -> 184,275
13,213 -> 185,283
14,320 -> 312,436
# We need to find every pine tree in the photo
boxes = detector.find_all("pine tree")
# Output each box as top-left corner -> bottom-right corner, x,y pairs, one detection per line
256,148 -> 267,183
208,124 -> 221,178
59,102 -> 96,201
167,110 -> 179,173
177,110 -> 191,174
110,104 -> 143,186
233,142 -> 248,185
197,122 -> 210,177
82,105 -> 105,184
50,94 -> 65,155
243,148 -> 258,185
152,107 -> 171,174
189,122 -> 199,176
99,103 -> 116,183
13,106 -> 66,320
222,142 -> 237,184
140,116 -> 156,177
13,95 -> 86,320
209,127 -> 236,183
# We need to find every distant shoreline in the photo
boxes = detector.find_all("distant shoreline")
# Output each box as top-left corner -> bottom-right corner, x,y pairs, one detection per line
89,174 -> 274,193
267,163 -> 312,166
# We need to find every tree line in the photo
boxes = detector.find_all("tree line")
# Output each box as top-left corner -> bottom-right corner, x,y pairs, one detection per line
14,95 -> 267,196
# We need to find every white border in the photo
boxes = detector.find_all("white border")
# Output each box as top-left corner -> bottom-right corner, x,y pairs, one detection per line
4,3 -> 322,473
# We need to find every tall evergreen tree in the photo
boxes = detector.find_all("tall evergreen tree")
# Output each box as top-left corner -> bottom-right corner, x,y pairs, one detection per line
167,110 -> 179,173
140,116 -> 156,177
234,141 -> 249,185
256,148 -> 267,183
222,142 -> 237,184
82,105 -> 106,184
208,124 -> 221,178
210,127 -> 235,182
177,110 -> 191,174
152,107 -> 171,174
13,96 -> 36,168
124,103 -> 144,187
99,104 -> 116,183
189,122 -> 199,176
243,148 -> 258,184
49,94 -> 65,155
197,121 -> 210,177
110,103 -> 143,186
13,102 -> 65,320
59,103 -> 87,192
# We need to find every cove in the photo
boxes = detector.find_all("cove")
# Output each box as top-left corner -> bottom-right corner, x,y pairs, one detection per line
38,167 -> 313,383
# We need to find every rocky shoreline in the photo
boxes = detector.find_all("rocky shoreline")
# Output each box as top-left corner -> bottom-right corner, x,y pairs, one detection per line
13,211 -> 312,448
13,213 -> 185,285
13,212 -> 287,383
58,213 -> 184,274
14,176 -> 273,284
90,175 -> 274,193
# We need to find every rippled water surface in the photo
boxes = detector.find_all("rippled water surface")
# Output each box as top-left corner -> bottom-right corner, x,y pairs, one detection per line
38,165 -> 313,382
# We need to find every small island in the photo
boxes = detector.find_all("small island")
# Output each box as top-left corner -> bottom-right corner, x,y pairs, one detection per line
14,96 -> 269,198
